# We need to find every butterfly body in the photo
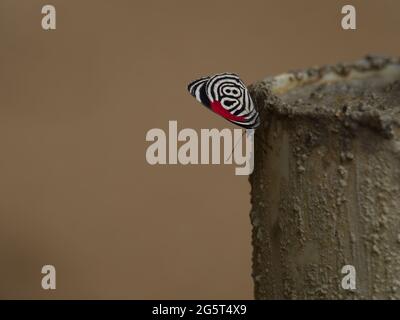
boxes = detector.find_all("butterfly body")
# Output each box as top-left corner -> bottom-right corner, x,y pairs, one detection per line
187,73 -> 260,129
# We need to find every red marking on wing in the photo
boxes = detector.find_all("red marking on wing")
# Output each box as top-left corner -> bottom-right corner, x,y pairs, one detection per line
210,101 -> 245,122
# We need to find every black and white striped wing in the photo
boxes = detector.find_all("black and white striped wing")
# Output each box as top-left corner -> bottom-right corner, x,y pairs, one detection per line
187,76 -> 211,107
205,73 -> 260,129
187,73 -> 260,129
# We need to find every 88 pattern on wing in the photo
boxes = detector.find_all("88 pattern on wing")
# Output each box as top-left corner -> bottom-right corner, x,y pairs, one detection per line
188,73 -> 260,129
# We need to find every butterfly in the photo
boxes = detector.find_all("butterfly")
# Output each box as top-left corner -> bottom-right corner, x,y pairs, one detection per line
187,73 -> 260,129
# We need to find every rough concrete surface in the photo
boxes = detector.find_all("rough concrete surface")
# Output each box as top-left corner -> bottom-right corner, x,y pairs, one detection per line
249,56 -> 400,299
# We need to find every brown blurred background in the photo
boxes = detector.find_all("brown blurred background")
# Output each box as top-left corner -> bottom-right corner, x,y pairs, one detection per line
0,0 -> 399,299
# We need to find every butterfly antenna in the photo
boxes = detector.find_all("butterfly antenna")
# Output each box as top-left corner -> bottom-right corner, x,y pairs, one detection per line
225,129 -> 247,162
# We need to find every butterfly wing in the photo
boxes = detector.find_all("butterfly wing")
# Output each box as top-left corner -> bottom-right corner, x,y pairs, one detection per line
188,73 -> 260,129
206,73 -> 259,129
187,77 -> 211,107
